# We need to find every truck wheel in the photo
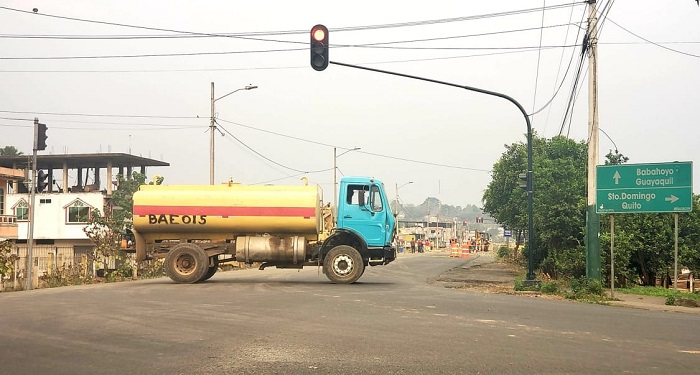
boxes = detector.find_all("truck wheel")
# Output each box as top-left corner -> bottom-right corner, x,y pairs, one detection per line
198,257 -> 220,282
164,244 -> 209,284
323,245 -> 365,284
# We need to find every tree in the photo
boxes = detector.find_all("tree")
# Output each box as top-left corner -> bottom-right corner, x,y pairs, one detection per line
482,134 -> 588,279
0,240 -> 19,288
679,195 -> 700,275
0,146 -> 23,156
83,172 -> 156,280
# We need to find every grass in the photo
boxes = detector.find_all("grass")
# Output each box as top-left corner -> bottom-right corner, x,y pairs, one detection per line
616,285 -> 700,301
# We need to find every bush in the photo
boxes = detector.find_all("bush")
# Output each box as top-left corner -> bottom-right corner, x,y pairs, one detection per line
514,279 -> 542,292
138,259 -> 164,279
565,277 -> 605,300
540,280 -> 563,295
40,263 -> 92,288
497,245 -> 510,259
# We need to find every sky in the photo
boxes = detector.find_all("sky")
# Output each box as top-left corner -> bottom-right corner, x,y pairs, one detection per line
1,1 -> 699,209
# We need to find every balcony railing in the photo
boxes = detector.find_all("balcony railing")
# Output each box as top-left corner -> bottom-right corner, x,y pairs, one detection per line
0,214 -> 18,240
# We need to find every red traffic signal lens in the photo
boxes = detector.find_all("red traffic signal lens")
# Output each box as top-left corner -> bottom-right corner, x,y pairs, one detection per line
312,28 -> 326,42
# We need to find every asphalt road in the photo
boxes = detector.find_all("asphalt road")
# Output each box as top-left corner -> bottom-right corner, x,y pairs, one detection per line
1,252 -> 699,374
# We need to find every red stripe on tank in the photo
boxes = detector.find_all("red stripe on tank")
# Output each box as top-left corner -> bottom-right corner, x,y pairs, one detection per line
133,205 -> 315,218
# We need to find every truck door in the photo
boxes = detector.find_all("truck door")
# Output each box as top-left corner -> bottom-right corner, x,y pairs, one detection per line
339,183 -> 389,247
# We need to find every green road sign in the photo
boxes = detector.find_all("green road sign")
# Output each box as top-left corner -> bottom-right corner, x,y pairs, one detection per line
596,161 -> 693,214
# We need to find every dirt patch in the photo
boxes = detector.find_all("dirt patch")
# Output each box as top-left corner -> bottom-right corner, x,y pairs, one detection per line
435,260 -> 520,294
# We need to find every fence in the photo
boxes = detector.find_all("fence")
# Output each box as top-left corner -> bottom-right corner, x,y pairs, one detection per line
0,245 -> 102,291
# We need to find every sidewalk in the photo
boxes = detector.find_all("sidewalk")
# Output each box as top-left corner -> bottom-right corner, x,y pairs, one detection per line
608,293 -> 700,315
430,250 -> 700,315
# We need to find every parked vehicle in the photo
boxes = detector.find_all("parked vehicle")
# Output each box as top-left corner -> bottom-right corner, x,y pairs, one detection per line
125,176 -> 396,284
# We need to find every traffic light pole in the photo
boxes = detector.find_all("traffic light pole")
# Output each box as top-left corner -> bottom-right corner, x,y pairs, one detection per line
329,61 -> 536,280
26,118 -> 40,290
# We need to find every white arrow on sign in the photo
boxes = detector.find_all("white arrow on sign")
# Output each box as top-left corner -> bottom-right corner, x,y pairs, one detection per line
613,171 -> 621,185
665,195 -> 679,203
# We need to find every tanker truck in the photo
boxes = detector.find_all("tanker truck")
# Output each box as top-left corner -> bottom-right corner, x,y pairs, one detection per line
127,176 -> 396,284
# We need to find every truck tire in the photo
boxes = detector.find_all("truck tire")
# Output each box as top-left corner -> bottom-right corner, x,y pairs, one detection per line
164,244 -> 209,284
198,256 -> 219,282
323,245 -> 365,284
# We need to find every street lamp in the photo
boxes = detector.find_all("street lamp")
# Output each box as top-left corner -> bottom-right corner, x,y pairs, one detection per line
210,82 -> 258,185
394,181 -> 413,241
333,147 -> 360,214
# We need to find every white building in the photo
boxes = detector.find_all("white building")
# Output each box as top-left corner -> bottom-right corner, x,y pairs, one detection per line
0,153 -> 168,285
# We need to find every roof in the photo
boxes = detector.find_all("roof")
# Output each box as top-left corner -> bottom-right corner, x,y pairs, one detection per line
0,153 -> 169,170
0,166 -> 24,180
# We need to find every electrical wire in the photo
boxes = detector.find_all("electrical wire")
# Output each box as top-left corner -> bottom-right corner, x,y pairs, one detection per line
0,109 -> 198,119
0,45 -> 568,73
541,2 -> 580,134
530,0 -> 548,118
528,6 -> 587,118
606,17 -> 700,59
217,118 -> 490,172
0,3 -> 586,40
216,121 -> 330,174
0,4 -> 585,60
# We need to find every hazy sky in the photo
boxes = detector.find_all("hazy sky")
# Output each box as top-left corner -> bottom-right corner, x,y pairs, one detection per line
1,1 -> 698,208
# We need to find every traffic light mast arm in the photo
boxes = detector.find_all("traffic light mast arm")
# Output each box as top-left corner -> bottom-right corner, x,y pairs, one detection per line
327,60 -> 536,280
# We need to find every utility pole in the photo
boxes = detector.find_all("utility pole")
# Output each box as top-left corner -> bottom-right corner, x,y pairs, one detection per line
585,0 -> 601,280
210,82 -> 215,185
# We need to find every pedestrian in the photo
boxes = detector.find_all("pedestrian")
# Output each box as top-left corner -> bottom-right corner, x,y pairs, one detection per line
418,239 -> 424,253
410,240 -> 416,253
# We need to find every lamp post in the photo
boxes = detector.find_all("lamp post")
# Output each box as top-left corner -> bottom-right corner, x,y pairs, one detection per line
333,147 -> 360,214
210,82 -> 258,185
394,181 -> 413,242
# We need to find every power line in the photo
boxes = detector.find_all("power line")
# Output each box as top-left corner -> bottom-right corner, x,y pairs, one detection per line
542,1 -> 580,134
0,3 -> 586,40
217,118 -> 491,172
0,4 -> 584,60
0,109 -> 199,119
530,0 -> 548,119
0,45 -> 568,73
216,121 -> 329,174
607,17 -> 700,59
529,6 -> 587,118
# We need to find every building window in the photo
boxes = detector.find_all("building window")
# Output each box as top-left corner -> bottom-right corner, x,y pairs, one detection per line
67,200 -> 91,223
15,200 -> 29,221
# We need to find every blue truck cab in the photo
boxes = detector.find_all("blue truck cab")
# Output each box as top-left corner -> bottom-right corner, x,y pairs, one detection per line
318,177 -> 396,283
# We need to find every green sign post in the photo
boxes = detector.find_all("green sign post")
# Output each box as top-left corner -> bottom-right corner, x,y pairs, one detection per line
596,161 -> 693,214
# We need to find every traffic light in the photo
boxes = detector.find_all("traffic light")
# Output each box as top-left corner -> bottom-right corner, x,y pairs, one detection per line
36,170 -> 49,192
518,172 -> 528,190
35,122 -> 48,151
310,24 -> 329,71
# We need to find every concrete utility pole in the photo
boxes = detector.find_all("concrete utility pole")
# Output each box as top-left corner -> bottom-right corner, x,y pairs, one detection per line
209,82 -> 258,185
585,0 -> 601,280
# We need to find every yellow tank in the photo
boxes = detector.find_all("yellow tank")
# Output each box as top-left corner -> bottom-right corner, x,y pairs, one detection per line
132,184 -> 322,237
